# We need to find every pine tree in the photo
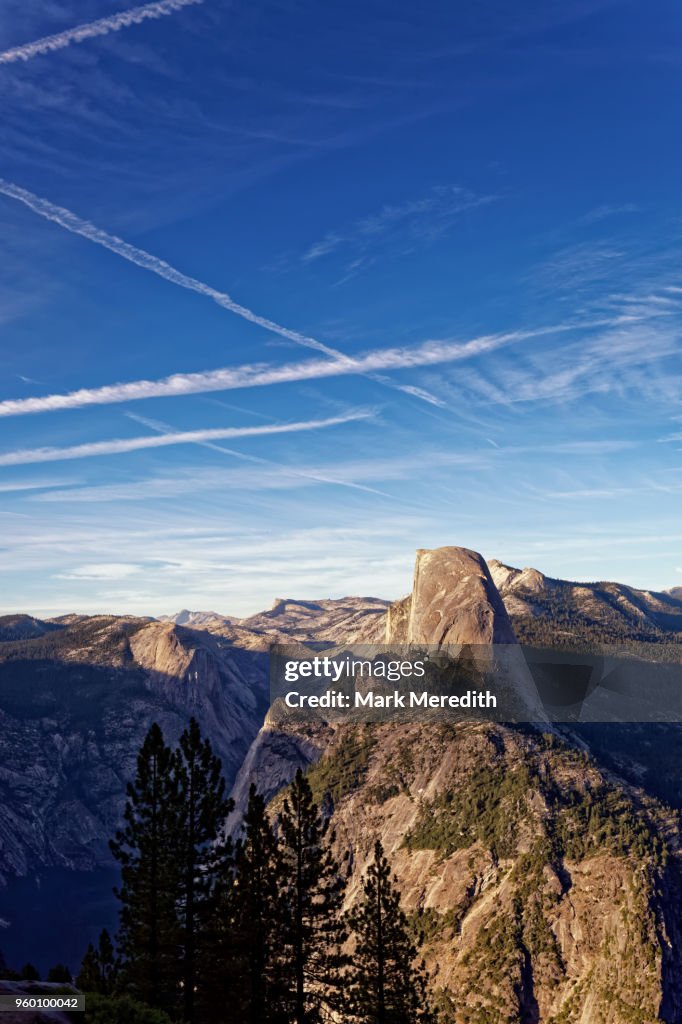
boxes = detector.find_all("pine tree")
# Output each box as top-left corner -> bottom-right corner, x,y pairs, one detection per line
278,769 -> 348,1024
205,784 -> 288,1024
76,930 -> 119,994
19,964 -> 40,981
174,718 -> 233,1023
110,723 -> 181,1016
347,840 -> 437,1024
76,945 -> 100,993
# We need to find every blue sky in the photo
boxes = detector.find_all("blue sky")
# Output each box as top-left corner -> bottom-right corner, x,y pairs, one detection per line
0,0 -> 681,616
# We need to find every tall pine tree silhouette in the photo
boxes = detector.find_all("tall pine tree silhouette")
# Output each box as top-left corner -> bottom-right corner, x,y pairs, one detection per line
205,784 -> 288,1024
278,769 -> 348,1024
110,723 -> 181,1015
76,929 -> 119,994
347,840 -> 437,1024
175,718 -> 233,1023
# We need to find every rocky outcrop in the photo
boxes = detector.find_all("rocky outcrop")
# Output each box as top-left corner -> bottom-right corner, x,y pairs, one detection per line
384,594 -> 412,643
224,545 -> 682,1019
226,720 -> 330,835
403,546 -> 517,645
384,548 -> 518,645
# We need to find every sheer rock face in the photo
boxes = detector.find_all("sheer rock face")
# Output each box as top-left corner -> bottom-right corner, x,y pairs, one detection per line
384,546 -> 519,645
384,594 -> 411,643
405,547 -> 517,646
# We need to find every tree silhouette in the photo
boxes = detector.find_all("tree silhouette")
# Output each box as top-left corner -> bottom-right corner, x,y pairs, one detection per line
278,769 -> 348,1023
110,723 -> 181,1015
347,840 -> 437,1024
76,929 -> 118,994
175,718 -> 234,1023
205,784 -> 288,1023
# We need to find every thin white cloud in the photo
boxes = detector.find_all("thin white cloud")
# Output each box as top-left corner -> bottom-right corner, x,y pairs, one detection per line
0,0 -> 202,65
302,184 -> 498,266
0,478 -> 78,493
579,203 -> 639,225
0,177 -> 445,405
388,382 -> 447,407
0,410 -> 372,466
56,563 -> 142,580
125,410 -> 395,498
29,439 -> 634,505
440,319 -> 682,409
0,322 -> 599,418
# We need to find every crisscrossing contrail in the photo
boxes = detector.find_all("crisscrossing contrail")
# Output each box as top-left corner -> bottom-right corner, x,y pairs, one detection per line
0,177 -> 444,406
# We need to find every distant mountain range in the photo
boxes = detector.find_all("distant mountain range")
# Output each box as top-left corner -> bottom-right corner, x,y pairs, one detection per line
160,559 -> 682,649
160,596 -> 389,644
1,549 -> 682,1018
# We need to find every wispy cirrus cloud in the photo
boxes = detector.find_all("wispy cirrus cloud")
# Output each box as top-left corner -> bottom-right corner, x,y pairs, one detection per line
31,439 -> 636,505
579,203 -> 640,225
0,320 -> 617,419
0,477 -> 78,493
125,411 -> 394,498
0,0 -> 202,66
436,318 -> 682,410
302,184 -> 498,274
0,411 -> 372,466
55,562 -> 143,580
0,178 -> 445,406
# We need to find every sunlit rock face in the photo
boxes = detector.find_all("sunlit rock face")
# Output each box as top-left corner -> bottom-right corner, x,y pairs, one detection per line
404,546 -> 518,646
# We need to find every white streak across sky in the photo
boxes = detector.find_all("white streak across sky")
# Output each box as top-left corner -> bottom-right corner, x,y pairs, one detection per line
0,411 -> 372,466
0,319 -> 629,418
0,178 -> 442,405
0,0 -> 202,65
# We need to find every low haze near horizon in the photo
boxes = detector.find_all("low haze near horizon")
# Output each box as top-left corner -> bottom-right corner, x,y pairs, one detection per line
1,0 -> 681,617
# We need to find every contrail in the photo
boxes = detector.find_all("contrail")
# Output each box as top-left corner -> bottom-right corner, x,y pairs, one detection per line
0,0 -> 203,65
0,322 -> 606,419
0,177 -> 444,404
127,412 -> 394,498
0,410 -> 372,466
